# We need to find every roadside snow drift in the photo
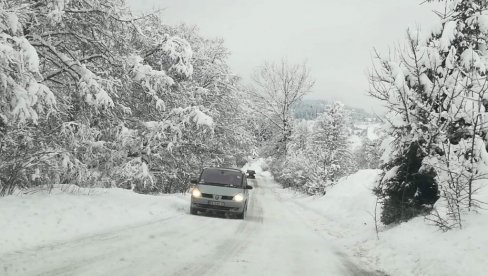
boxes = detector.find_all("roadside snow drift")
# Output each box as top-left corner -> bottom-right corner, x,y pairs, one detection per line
0,186 -> 187,255
283,168 -> 488,276
2,163 -> 487,276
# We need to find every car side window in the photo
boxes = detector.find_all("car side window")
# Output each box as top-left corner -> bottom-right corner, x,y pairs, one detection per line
243,175 -> 247,187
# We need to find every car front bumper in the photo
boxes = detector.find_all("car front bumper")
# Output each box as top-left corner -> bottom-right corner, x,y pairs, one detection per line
191,197 -> 246,213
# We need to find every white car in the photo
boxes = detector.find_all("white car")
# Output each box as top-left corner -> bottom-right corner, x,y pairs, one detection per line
190,167 -> 253,219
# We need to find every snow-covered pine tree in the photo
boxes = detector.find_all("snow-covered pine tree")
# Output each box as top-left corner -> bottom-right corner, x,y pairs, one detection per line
370,0 -> 488,227
423,0 -> 488,229
305,102 -> 353,194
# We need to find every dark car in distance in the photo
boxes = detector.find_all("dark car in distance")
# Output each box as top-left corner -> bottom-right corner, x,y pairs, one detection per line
246,170 -> 256,179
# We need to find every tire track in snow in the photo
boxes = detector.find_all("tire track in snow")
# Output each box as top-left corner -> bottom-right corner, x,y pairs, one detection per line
172,179 -> 264,276
1,214 -> 185,275
269,182 -> 388,276
1,213 -> 215,276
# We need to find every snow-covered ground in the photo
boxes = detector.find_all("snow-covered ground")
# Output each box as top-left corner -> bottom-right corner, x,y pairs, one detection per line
1,163 -> 486,275
0,185 -> 187,256
283,169 -> 488,276
0,168 -> 379,276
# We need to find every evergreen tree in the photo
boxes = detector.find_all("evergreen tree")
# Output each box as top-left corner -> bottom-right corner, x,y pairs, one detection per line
370,0 -> 488,226
305,102 -> 353,194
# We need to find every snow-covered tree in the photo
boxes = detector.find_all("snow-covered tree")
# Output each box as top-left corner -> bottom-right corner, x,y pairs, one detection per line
355,137 -> 382,170
370,0 -> 488,227
0,4 -> 57,195
0,1 -> 256,195
272,120 -> 313,190
303,102 -> 353,194
131,23 -> 255,193
249,60 -> 315,158
270,102 -> 353,195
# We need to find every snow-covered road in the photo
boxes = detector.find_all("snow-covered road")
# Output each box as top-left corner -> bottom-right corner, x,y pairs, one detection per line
1,178 -> 381,276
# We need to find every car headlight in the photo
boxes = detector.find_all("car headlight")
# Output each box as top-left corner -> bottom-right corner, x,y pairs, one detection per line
233,193 -> 244,202
192,188 -> 202,198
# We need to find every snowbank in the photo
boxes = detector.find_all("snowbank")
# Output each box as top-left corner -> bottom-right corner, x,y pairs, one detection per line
280,169 -> 488,276
291,169 -> 381,239
366,181 -> 488,276
367,212 -> 488,276
0,186 -> 187,255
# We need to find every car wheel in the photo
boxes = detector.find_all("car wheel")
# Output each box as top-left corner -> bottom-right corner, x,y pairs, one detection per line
236,204 -> 247,219
190,207 -> 198,215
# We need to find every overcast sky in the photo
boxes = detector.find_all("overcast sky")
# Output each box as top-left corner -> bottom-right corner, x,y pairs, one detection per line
127,0 -> 438,113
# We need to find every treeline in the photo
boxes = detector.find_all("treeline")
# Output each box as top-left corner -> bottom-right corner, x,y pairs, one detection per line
0,0 -> 255,195
247,60 -> 367,195
273,102 -> 356,195
256,96 -> 380,195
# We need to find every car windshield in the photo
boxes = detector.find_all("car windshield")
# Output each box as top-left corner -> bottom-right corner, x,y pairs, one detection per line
199,169 -> 243,187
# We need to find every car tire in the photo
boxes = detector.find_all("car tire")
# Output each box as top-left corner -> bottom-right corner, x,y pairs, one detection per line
190,207 -> 198,215
236,203 -> 247,219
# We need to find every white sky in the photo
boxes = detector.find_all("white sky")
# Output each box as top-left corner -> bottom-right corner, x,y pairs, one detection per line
127,0 -> 438,113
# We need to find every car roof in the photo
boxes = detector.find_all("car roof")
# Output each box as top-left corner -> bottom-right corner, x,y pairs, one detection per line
203,167 -> 243,173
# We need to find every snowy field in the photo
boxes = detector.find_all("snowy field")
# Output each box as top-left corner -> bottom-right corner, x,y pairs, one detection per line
1,165 -> 487,275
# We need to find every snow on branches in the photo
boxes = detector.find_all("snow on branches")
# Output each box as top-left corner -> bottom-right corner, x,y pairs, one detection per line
159,34 -> 194,79
0,0 -> 254,196
142,106 -> 214,144
269,102 -> 353,195
79,65 -> 114,109
127,54 -> 174,110
0,10 -> 55,125
46,0 -> 69,23
370,0 -> 488,227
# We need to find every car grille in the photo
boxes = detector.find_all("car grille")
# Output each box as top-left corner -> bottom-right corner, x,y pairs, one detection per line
201,193 -> 233,200
194,203 -> 234,211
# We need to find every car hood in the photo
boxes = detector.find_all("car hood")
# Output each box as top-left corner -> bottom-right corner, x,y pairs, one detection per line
196,184 -> 243,196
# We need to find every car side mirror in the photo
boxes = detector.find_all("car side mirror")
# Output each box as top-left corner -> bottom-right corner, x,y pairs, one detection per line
190,178 -> 198,184
245,185 -> 253,190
